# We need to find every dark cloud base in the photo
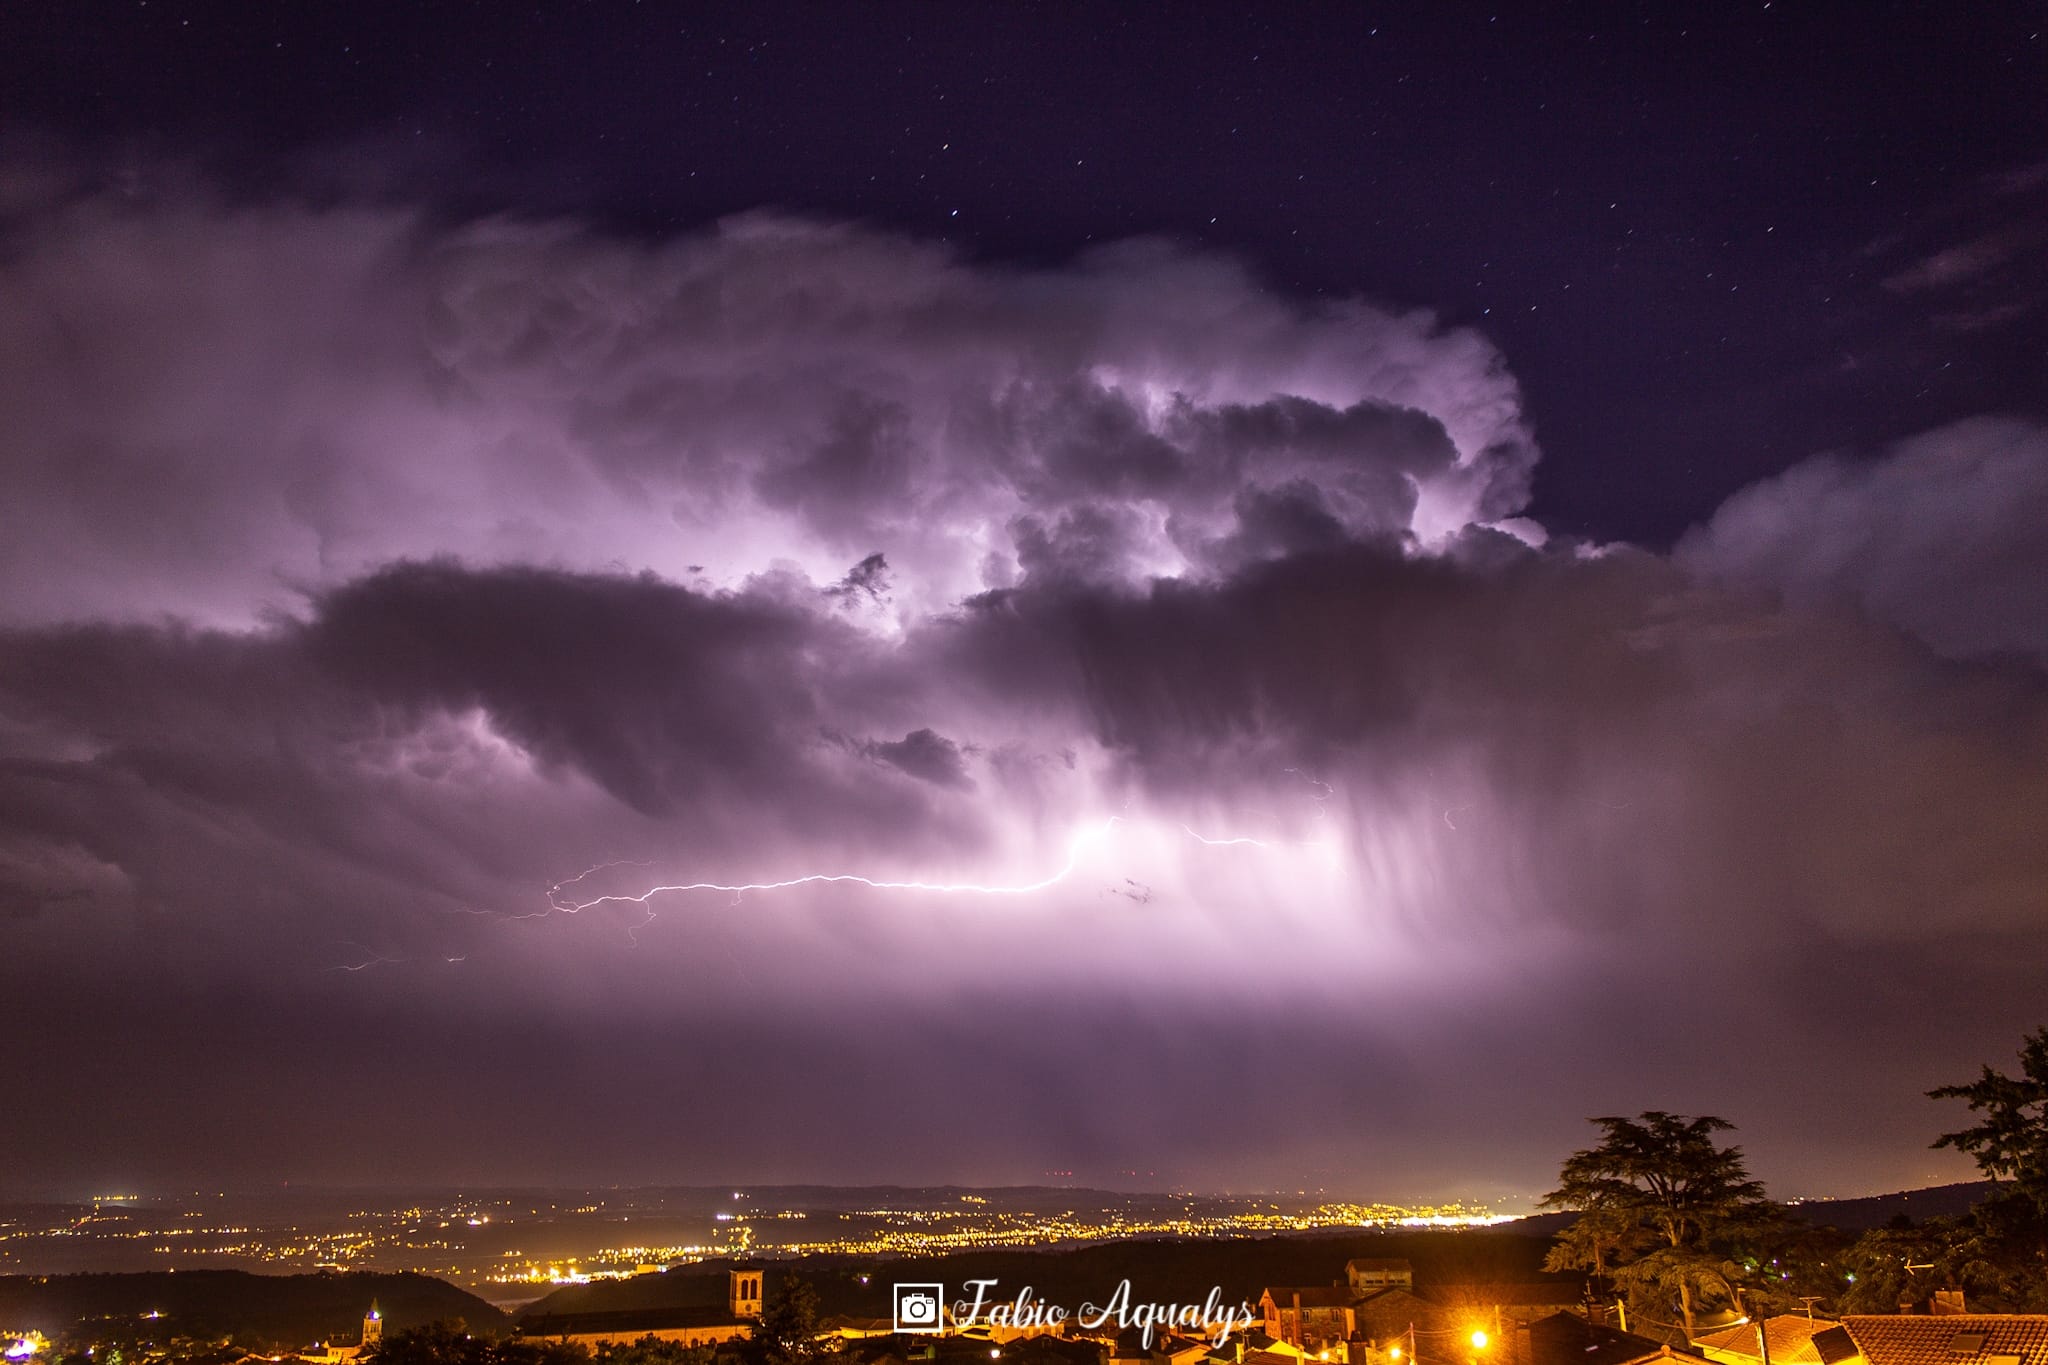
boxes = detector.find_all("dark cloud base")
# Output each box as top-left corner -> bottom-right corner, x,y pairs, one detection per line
4,536 -> 2046,1197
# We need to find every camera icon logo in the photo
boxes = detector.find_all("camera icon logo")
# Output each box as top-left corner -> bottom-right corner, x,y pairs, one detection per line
893,1283 -> 945,1333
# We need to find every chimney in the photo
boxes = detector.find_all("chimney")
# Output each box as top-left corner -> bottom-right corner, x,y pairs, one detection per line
1930,1291 -> 1966,1316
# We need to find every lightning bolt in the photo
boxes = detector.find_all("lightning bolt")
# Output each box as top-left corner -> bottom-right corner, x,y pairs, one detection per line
330,942 -> 405,973
327,795 -> 1336,977
1178,823 -> 1326,849
547,859 -> 654,912
552,816 -> 1130,912
549,814 -> 1329,915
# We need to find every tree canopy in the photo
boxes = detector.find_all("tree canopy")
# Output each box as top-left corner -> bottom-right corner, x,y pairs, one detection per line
1930,1025 -> 2048,1215
1542,1112 -> 1771,1338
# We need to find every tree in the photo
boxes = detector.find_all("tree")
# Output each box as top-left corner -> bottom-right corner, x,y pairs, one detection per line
751,1276 -> 821,1365
1930,1026 -> 2048,1216
594,1338 -> 717,1365
365,1323 -> 496,1365
1542,1168 -> 1653,1279
499,1341 -> 594,1365
1542,1112 -> 1770,1339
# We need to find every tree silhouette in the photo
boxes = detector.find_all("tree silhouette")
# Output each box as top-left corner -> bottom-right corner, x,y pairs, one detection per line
1927,1025 -> 2048,1288
1931,1025 -> 2048,1214
751,1277 -> 821,1365
1542,1112 -> 1769,1338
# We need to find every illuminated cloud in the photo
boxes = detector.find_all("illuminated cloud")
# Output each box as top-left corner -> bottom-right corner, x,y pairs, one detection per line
0,174 -> 1535,630
1,163 -> 2044,1196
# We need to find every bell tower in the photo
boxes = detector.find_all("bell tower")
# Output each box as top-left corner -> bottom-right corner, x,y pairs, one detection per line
729,1266 -> 763,1320
362,1303 -> 383,1348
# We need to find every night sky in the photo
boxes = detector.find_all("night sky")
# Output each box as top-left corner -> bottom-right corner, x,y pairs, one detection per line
1,2 -> 2044,1201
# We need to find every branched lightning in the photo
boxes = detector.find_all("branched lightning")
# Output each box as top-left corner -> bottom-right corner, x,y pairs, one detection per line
551,816 -> 1131,912
1178,822 -> 1327,849
548,813 -> 1329,916
332,791 -> 1338,975
331,941 -> 404,973
547,859 -> 654,913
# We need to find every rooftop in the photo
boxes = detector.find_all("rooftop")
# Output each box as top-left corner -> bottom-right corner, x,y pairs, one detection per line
1417,1283 -> 1587,1309
1843,1315 -> 2048,1365
1695,1317 -> 1859,1365
1514,1311 -> 1716,1365
517,1307 -> 746,1337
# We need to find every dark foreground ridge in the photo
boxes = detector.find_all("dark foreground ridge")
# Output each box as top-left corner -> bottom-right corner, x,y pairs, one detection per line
0,1272 -> 511,1349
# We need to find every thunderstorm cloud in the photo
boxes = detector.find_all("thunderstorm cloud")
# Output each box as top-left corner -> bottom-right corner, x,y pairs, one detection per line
1,162 -> 2044,1197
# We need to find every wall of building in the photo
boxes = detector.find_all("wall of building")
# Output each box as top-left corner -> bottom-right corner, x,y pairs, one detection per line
520,1326 -> 751,1350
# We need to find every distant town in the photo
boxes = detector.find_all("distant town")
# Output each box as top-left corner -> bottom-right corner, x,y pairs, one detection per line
0,1190 -> 1512,1293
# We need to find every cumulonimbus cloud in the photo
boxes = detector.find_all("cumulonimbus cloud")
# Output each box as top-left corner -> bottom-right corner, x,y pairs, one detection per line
2,159 -> 2045,1195
0,171 -> 1538,631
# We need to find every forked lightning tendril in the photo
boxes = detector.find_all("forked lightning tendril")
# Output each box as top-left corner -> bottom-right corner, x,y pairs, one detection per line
548,815 -> 1328,914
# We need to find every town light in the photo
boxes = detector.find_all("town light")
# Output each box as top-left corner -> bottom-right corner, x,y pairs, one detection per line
1470,1331 -> 1489,1351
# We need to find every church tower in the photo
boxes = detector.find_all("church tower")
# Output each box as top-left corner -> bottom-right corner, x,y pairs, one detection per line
362,1303 -> 383,1348
729,1267 -> 763,1320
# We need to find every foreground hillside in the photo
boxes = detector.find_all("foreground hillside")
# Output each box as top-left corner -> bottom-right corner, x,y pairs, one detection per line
0,1271 -> 511,1347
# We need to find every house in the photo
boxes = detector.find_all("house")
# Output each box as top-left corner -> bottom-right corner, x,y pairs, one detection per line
1112,1332 -> 1160,1365
1107,1332 -> 1221,1365
1842,1315 -> 2048,1365
1506,1312 -> 1717,1365
1413,1283 -> 1589,1332
1161,1338 -> 1218,1365
1350,1288 -> 1439,1348
1236,1330 -> 1313,1362
826,1316 -> 902,1340
295,1304 -> 385,1365
1694,1317 -> 1862,1365
1260,1287 -> 1357,1352
516,1268 -> 761,1350
1349,1263 -> 1417,1294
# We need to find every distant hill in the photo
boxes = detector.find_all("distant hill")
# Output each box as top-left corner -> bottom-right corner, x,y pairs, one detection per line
1507,1181 -> 1997,1240
522,1228 -> 1571,1324
1784,1182 -> 1995,1230
0,1271 -> 511,1348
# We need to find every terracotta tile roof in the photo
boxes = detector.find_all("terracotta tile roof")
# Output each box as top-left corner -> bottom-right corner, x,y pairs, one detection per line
1843,1315 -> 2048,1365
1350,1260 -> 1416,1273
1696,1316 -> 1853,1365
1245,1351 -> 1305,1365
